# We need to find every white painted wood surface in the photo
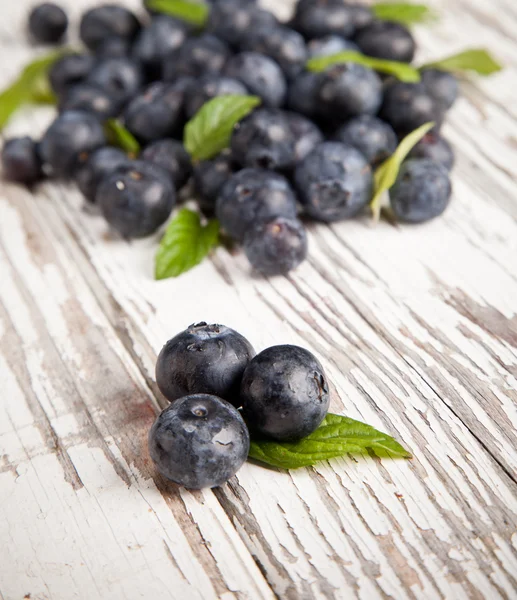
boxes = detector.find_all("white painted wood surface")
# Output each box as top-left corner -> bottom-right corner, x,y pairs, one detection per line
1,0 -> 517,598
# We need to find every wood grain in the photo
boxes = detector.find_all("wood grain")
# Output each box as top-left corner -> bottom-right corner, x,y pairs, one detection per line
1,0 -> 517,599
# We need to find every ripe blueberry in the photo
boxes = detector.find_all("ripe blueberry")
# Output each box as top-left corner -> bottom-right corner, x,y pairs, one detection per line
74,146 -> 129,203
141,139 -> 192,189
193,150 -> 236,215
421,68 -> 459,110
155,322 -> 255,405
241,345 -> 330,442
97,161 -> 175,238
294,142 -> 373,221
241,25 -> 308,80
407,133 -> 455,171
79,4 -> 141,52
184,75 -> 248,119
49,53 -> 95,96
231,109 -> 296,171
243,216 -> 308,276
390,159 -> 452,223
207,0 -> 278,48
285,111 -> 324,163
216,168 -> 298,240
132,16 -> 188,81
58,83 -> 120,119
317,63 -> 383,121
94,36 -> 132,60
224,52 -> 287,108
335,115 -> 398,166
287,71 -> 321,118
28,3 -> 68,44
292,1 -> 357,39
123,82 -> 184,143
354,20 -> 416,63
87,57 -> 143,106
39,110 -> 106,178
164,34 -> 231,81
308,35 -> 359,58
380,82 -> 444,136
148,394 -> 250,489
2,137 -> 43,185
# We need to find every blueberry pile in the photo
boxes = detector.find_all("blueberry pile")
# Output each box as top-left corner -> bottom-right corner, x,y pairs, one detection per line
2,0 -> 459,277
150,322 -> 330,488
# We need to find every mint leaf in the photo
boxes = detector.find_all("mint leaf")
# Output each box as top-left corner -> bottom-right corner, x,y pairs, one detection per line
155,208 -> 220,280
104,119 -> 140,155
0,50 -> 66,130
248,413 -> 412,470
372,3 -> 437,25
144,0 -> 209,27
184,94 -> 261,161
370,121 -> 435,221
306,51 -> 421,83
421,49 -> 502,76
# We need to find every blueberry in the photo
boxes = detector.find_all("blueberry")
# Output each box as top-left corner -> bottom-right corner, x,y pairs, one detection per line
287,71 -> 321,118
224,52 -> 287,108
58,83 -> 120,119
292,1 -> 359,39
285,112 -> 324,162
231,109 -> 296,171
74,146 -> 129,203
97,160 -> 176,238
390,158 -> 452,223
193,150 -> 236,215
148,394 -> 250,489
207,0 -> 278,48
421,68 -> 459,110
2,137 -> 43,185
317,63 -> 383,121
407,133 -> 455,171
164,34 -> 231,81
354,20 -> 416,63
241,345 -> 330,441
87,58 -> 143,106
39,110 -> 106,178
123,82 -> 184,143
334,115 -> 398,166
243,217 -> 308,276
307,35 -> 359,58
294,141 -> 373,222
155,322 -> 255,405
49,53 -> 95,96
94,37 -> 132,60
380,82 -> 444,136
141,139 -> 192,189
216,168 -> 298,240
80,4 -> 140,52
132,16 -> 188,81
28,3 -> 68,44
241,25 -> 307,80
184,75 -> 248,119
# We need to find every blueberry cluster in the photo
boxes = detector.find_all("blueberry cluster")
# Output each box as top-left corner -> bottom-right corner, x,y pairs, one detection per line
2,0 -> 456,275
150,322 -> 330,488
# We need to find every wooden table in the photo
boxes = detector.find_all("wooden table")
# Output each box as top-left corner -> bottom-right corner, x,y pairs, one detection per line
1,0 -> 517,598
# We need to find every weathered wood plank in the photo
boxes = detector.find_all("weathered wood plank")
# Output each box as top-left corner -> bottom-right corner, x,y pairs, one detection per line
1,0 -> 517,599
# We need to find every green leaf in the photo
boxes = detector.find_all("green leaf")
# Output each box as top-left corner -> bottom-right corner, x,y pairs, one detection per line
0,50 -> 66,130
306,51 -> 421,83
184,95 -> 261,160
155,209 -> 220,280
372,3 -> 437,25
370,121 -> 435,221
184,95 -> 261,161
248,413 -> 412,470
103,119 -> 140,155
144,0 -> 209,27
421,49 -> 503,76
